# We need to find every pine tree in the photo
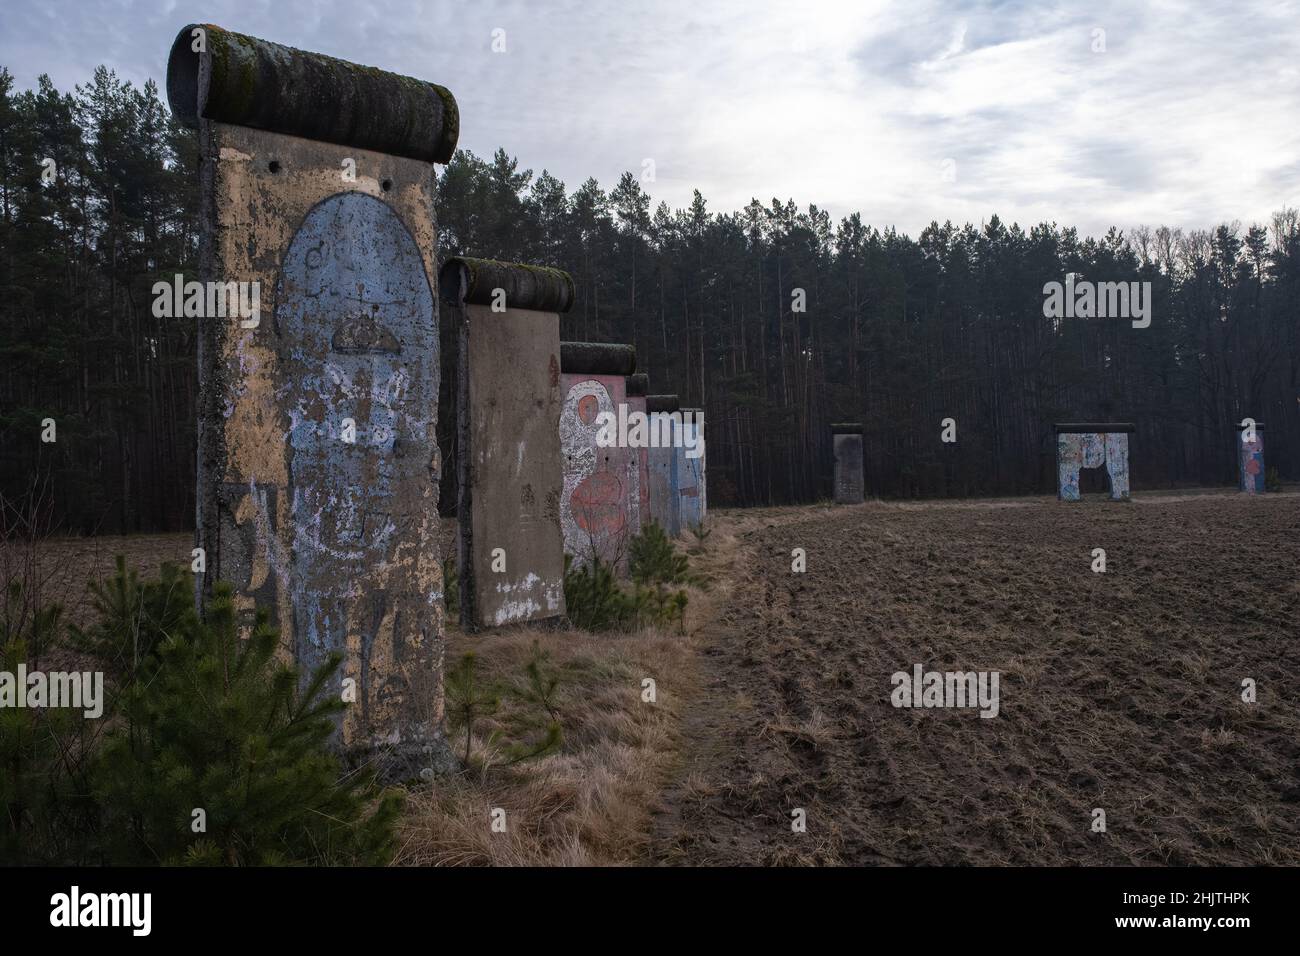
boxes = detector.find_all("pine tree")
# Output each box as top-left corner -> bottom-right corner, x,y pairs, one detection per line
93,579 -> 402,866
628,520 -> 691,586
443,651 -> 498,766
69,555 -> 193,682
0,579 -> 85,865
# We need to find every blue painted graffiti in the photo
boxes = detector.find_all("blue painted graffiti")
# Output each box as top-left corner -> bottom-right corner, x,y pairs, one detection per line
1057,432 -> 1129,500
274,191 -> 438,738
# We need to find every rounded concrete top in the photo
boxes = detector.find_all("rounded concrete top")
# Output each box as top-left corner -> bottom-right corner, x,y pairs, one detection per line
560,341 -> 636,376
830,423 -> 864,434
167,23 -> 459,164
440,257 -> 575,313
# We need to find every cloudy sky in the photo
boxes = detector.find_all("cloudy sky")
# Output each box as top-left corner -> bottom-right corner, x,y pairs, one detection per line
4,0 -> 1299,237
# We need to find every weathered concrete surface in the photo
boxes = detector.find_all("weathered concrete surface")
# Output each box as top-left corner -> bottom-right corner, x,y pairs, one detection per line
647,395 -> 681,536
560,345 -> 637,567
1054,423 -> 1134,501
831,423 -> 864,504
175,31 -> 456,778
442,256 -> 574,313
675,410 -> 706,532
444,258 -> 567,631
560,342 -> 636,376
1238,424 -> 1266,494
167,24 -> 458,163
626,374 -> 650,536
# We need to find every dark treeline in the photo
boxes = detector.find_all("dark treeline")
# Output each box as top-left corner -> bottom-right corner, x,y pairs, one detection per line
2,66 -> 1297,533
0,67 -> 198,534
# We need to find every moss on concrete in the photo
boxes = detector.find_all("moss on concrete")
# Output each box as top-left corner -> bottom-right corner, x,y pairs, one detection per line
166,22 -> 459,164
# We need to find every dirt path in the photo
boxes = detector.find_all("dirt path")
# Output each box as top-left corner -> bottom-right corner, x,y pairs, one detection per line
651,492 -> 1300,865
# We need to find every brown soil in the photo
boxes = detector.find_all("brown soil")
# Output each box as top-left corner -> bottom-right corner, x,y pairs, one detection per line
651,491 -> 1300,865
34,533 -> 196,630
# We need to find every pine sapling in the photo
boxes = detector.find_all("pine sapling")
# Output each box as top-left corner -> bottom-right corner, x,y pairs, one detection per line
444,651 -> 498,766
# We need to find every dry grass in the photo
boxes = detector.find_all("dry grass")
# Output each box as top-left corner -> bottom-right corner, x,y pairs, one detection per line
390,515 -> 748,868
393,622 -> 696,866
394,517 -> 740,866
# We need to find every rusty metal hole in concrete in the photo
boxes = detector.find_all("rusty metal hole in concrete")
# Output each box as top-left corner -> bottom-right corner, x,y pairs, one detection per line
268,160 -> 282,173
381,178 -> 393,192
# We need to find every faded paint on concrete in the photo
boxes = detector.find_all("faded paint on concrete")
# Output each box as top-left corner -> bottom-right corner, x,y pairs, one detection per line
675,411 -> 706,532
174,29 -> 457,776
616,403 -> 642,541
447,262 -> 567,631
559,372 -> 633,567
1056,429 -> 1131,501
832,425 -> 864,504
277,192 -> 441,762
626,374 -> 650,537
647,396 -> 681,537
1239,426 -> 1265,494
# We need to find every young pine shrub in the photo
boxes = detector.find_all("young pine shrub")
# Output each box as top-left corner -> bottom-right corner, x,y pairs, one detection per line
2,559 -> 402,866
443,650 -> 499,767
565,524 -> 693,634
628,521 -> 691,587
499,642 -> 563,765
443,645 -> 564,770
688,520 -> 712,552
69,555 -> 195,682
563,554 -> 636,631
93,579 -> 402,866
0,581 -> 91,865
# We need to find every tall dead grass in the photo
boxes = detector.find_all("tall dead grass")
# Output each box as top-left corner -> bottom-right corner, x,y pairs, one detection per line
394,625 -> 692,865
395,516 -> 741,867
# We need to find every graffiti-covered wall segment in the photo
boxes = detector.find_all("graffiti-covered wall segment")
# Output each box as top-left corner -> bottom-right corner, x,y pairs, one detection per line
559,342 -> 637,568
647,395 -> 682,536
676,409 -> 706,531
1237,421 -> 1265,495
445,257 -> 571,631
626,373 -> 651,534
169,23 -> 459,777
1054,423 -> 1134,501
